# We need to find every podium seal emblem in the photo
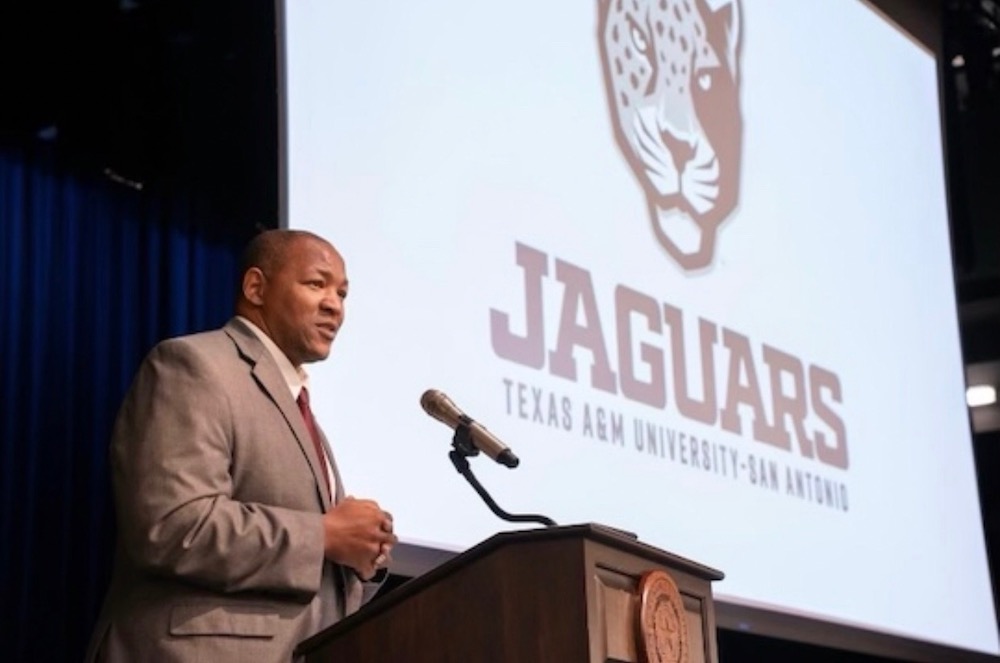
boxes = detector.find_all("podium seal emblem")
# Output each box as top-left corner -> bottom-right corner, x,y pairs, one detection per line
636,570 -> 689,663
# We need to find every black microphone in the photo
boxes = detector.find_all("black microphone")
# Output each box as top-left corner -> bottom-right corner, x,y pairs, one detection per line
420,389 -> 520,468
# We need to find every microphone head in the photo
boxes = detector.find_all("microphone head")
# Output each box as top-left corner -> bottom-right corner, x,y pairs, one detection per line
420,389 -> 461,427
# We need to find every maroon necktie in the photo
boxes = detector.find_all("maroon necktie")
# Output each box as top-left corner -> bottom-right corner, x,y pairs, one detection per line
297,387 -> 331,496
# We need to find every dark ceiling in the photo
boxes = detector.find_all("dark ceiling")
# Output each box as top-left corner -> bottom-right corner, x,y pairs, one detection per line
0,0 -> 278,228
945,0 -> 1000,373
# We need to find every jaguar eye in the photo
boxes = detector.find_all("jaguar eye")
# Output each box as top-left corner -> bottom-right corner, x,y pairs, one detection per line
698,72 -> 712,91
627,17 -> 649,55
631,26 -> 647,53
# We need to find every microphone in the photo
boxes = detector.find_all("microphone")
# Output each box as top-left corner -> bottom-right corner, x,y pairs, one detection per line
420,389 -> 520,468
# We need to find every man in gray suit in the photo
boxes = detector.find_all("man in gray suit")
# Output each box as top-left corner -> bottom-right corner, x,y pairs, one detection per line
86,229 -> 398,662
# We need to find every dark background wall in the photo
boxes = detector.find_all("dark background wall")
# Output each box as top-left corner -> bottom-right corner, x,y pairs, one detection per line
0,1 -> 997,661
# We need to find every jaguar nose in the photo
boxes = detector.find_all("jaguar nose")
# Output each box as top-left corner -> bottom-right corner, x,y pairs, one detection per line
660,127 -> 696,173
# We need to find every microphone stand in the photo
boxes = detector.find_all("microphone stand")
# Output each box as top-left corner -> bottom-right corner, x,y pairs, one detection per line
448,425 -> 557,528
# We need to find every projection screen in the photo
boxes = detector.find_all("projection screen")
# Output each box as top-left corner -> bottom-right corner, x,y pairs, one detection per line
280,0 -> 999,657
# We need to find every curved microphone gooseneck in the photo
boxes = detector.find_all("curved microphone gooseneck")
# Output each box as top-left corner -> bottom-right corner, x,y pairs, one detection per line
449,424 -> 557,528
421,389 -> 557,528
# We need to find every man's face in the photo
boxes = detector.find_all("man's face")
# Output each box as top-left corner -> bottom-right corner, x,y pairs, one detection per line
258,237 -> 348,366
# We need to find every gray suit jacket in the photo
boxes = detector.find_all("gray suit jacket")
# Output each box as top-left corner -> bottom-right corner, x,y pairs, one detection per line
86,318 -> 363,662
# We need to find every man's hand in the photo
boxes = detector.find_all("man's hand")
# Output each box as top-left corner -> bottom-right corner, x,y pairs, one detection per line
322,496 -> 397,580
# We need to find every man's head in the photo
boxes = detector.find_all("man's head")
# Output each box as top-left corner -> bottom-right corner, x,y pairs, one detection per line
236,229 -> 348,366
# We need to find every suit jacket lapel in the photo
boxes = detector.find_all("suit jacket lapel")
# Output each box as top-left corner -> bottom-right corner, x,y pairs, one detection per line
224,318 -> 333,510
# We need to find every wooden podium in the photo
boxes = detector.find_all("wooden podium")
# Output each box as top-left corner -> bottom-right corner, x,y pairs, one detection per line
296,524 -> 723,663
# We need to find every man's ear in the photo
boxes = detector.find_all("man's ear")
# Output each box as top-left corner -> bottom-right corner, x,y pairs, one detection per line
242,267 -> 267,306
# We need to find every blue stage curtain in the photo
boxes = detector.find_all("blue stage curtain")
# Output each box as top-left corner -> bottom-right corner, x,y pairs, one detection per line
0,144 -> 243,662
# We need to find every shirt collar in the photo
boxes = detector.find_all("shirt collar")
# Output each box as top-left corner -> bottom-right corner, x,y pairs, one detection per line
236,315 -> 309,399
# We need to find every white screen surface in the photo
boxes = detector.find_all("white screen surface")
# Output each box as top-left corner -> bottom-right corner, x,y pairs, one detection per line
283,0 -> 999,655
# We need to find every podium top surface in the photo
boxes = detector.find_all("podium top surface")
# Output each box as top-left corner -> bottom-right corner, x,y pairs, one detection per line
490,522 -> 724,580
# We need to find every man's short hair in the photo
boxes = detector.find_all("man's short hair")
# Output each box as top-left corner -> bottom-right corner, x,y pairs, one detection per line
239,229 -> 325,278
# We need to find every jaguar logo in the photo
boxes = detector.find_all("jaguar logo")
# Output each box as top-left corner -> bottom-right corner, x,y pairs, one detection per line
598,0 -> 743,271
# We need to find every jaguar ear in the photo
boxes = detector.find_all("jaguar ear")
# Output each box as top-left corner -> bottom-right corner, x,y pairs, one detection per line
700,0 -> 741,79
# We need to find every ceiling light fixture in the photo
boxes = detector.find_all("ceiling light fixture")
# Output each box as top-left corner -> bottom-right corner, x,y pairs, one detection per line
966,385 -> 998,407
